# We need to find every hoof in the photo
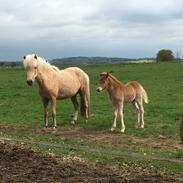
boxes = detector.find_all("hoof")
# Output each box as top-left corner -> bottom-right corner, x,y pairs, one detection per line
110,127 -> 115,132
140,125 -> 144,129
53,126 -> 57,130
71,120 -> 76,125
120,129 -> 125,133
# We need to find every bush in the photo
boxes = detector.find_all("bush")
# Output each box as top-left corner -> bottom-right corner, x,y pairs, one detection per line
156,49 -> 175,62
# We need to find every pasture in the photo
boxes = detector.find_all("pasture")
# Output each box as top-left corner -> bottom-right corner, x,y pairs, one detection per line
0,62 -> 183,182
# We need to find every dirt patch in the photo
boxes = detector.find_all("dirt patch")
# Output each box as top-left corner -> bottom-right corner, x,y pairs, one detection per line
35,127 -> 183,151
0,124 -> 183,151
0,142 -> 182,183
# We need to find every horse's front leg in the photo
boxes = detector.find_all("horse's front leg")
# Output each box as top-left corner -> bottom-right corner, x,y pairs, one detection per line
42,97 -> 49,128
51,97 -> 57,129
71,95 -> 79,125
110,107 -> 118,132
119,103 -> 125,133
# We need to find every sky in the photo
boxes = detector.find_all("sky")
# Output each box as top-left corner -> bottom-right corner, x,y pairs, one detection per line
0,0 -> 183,60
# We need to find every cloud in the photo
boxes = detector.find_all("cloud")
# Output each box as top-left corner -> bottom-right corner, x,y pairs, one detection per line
0,0 -> 183,60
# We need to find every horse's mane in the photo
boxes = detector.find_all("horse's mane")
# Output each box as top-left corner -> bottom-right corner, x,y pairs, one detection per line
37,56 -> 60,72
108,73 -> 123,85
51,65 -> 60,71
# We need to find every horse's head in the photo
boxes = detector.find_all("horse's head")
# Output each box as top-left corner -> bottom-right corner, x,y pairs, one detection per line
96,72 -> 109,92
23,54 -> 38,86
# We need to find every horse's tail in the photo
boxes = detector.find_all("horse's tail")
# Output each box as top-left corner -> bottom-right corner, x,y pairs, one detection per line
140,85 -> 149,104
80,73 -> 90,119
85,74 -> 90,118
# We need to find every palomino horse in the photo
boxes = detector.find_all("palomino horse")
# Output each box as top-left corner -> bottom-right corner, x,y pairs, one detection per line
23,54 -> 90,129
96,72 -> 148,133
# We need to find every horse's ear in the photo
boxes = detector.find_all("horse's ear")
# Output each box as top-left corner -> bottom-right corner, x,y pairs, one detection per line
23,56 -> 26,60
34,55 -> 37,59
100,72 -> 109,78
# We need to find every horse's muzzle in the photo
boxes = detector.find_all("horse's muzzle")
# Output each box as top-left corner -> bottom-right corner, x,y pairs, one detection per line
96,87 -> 102,92
26,80 -> 33,86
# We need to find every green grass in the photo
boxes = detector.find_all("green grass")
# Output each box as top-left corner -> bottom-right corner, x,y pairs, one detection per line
1,62 -> 182,135
0,62 -> 183,175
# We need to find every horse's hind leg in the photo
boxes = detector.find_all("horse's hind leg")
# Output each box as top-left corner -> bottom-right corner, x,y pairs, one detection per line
42,97 -> 49,128
71,95 -> 79,125
79,89 -> 89,122
132,101 -> 140,128
136,99 -> 144,128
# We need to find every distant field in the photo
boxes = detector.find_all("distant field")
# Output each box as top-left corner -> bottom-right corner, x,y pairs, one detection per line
0,62 -> 183,176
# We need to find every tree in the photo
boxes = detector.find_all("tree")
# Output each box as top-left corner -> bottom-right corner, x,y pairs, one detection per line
156,49 -> 175,62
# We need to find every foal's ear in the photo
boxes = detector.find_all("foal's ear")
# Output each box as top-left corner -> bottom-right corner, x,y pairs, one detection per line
105,72 -> 109,78
99,72 -> 108,78
34,55 -> 37,59
23,55 -> 26,60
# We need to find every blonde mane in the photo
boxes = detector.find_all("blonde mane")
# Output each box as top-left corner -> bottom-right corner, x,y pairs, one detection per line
24,54 -> 60,72
36,56 -> 60,72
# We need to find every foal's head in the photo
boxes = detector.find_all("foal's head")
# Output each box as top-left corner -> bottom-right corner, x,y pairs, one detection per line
96,72 -> 109,92
23,54 -> 39,86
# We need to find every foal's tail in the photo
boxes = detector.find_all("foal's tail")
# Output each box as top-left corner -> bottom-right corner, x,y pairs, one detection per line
140,85 -> 149,104
80,73 -> 90,119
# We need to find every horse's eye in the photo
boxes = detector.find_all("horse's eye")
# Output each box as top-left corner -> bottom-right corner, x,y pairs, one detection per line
34,67 -> 37,69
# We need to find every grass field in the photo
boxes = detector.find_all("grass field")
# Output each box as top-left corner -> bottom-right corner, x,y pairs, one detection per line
0,62 -> 183,176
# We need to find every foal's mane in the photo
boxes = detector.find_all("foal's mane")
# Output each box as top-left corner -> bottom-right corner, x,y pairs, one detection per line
108,73 -> 123,85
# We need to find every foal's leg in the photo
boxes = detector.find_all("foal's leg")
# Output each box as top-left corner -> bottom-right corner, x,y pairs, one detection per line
132,101 -> 140,128
118,104 -> 125,133
70,95 -> 79,125
51,96 -> 57,129
110,106 -> 118,132
42,97 -> 49,128
136,99 -> 144,128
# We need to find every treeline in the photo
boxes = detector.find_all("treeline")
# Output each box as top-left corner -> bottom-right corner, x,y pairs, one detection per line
0,57 -> 155,68
0,61 -> 22,68
50,56 -> 155,66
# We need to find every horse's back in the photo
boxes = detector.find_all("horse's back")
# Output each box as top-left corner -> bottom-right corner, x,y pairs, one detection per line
61,67 -> 88,80
125,81 -> 148,101
126,81 -> 142,89
124,81 -> 143,101
57,67 -> 89,99
61,67 -> 87,74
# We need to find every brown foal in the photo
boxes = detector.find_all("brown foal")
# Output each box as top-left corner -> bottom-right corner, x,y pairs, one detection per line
96,72 -> 148,133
